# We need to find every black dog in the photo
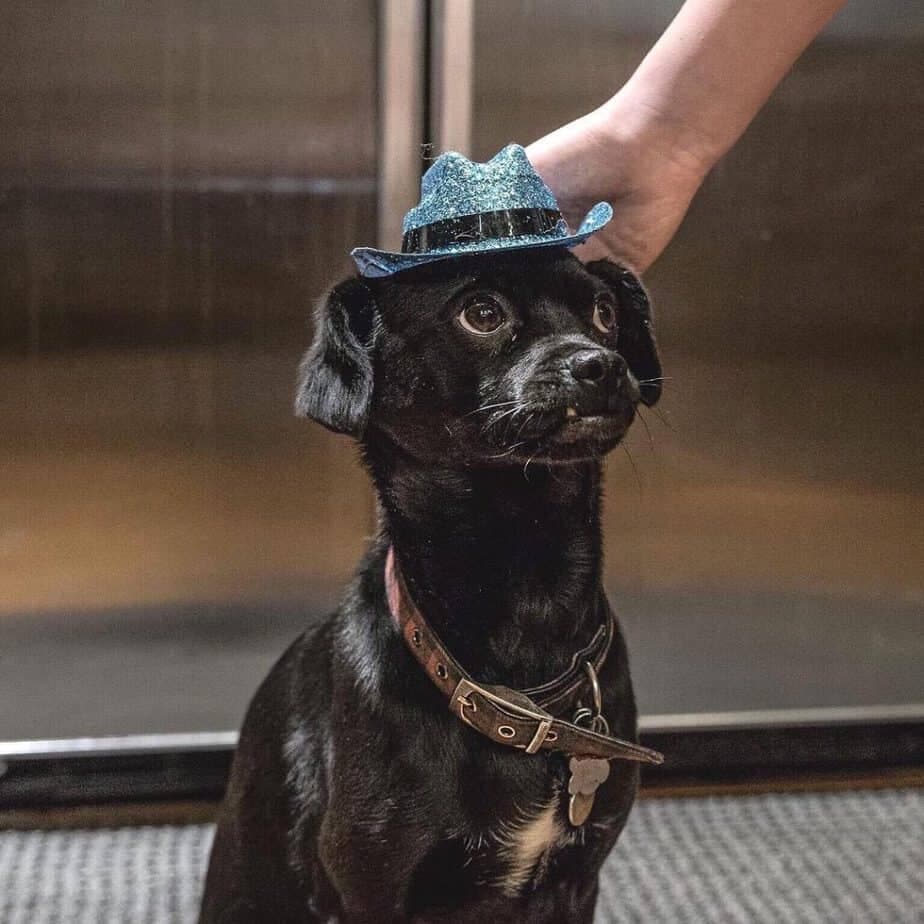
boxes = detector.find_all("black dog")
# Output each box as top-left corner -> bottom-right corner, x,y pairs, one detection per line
200,248 -> 662,923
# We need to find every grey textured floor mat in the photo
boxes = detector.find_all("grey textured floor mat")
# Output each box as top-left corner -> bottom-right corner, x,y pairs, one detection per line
2,789 -> 922,923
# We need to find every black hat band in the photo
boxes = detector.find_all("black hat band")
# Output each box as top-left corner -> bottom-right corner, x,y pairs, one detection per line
402,207 -> 564,255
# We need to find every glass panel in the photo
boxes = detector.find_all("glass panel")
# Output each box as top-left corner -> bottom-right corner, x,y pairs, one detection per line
0,0 -> 377,739
473,2 -> 924,720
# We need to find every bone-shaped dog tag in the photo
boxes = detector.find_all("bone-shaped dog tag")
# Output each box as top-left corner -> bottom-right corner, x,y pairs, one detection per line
567,756 -> 610,826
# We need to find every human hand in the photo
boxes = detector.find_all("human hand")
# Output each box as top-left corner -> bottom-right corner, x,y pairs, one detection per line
526,96 -> 713,273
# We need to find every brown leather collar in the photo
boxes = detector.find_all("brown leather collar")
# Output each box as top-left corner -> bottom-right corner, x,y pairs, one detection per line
385,547 -> 663,765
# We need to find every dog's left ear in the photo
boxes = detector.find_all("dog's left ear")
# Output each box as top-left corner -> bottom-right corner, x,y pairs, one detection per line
586,259 -> 662,406
295,276 -> 378,436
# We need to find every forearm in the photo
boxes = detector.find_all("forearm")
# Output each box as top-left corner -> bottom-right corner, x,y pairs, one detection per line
526,0 -> 848,270
606,0 -> 847,173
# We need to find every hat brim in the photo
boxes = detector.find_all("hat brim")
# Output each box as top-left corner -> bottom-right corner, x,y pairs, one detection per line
351,201 -> 612,279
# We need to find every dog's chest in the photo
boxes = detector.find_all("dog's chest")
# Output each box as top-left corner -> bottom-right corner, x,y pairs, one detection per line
467,796 -> 576,895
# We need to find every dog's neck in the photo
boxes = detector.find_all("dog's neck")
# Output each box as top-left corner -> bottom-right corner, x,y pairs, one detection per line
366,438 -> 605,690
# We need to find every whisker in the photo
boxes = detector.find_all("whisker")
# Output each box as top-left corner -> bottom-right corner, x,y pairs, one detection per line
488,440 -> 527,459
649,405 -> 675,432
515,412 -> 536,440
503,403 -> 537,441
463,400 -> 519,418
480,404 -> 523,435
638,376 -> 673,385
502,409 -> 522,441
621,442 -> 643,498
635,406 -> 654,448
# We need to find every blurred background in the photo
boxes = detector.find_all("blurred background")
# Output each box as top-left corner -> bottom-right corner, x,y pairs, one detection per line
1,0 -> 921,764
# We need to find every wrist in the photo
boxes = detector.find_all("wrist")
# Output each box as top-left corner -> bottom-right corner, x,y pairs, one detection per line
597,89 -> 721,185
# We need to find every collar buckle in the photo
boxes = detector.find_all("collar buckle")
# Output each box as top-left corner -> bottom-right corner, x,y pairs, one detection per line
452,677 -> 555,754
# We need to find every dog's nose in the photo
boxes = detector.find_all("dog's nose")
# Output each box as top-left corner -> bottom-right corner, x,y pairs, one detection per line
570,350 -> 609,384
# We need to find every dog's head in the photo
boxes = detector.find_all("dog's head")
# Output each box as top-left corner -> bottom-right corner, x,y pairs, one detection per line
296,249 -> 661,465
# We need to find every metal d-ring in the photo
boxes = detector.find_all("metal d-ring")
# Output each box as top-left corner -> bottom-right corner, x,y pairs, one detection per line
583,661 -> 602,716
572,706 -> 595,728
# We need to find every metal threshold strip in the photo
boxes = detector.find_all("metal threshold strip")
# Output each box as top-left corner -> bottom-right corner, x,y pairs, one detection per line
0,703 -> 922,763
0,732 -> 238,761
640,703 -> 924,734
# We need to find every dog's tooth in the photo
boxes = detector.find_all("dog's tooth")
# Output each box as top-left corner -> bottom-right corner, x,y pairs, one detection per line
566,407 -> 578,418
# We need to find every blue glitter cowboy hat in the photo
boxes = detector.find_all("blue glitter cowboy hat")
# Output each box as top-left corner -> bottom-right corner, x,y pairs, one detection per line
351,144 -> 612,278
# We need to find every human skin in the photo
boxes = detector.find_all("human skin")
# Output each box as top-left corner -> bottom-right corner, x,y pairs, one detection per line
527,0 -> 848,272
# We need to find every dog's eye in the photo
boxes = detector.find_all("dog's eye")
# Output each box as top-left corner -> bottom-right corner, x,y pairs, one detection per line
458,298 -> 506,336
592,295 -> 618,335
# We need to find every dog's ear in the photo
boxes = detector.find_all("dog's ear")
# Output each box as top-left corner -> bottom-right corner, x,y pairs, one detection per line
295,276 -> 378,436
586,259 -> 662,406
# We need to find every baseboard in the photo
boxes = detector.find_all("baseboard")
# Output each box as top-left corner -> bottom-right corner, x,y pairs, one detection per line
1,718 -> 922,811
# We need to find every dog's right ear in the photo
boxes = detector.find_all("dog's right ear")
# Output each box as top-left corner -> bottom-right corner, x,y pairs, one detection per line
295,277 -> 378,437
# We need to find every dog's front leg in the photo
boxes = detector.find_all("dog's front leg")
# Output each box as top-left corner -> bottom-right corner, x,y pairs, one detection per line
317,803 -> 437,923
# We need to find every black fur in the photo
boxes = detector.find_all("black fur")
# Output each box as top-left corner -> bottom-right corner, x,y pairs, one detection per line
295,276 -> 378,436
200,249 -> 662,923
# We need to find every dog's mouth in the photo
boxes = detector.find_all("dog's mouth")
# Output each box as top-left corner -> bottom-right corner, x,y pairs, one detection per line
548,402 -> 635,443
549,405 -> 633,444
472,399 -> 635,462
